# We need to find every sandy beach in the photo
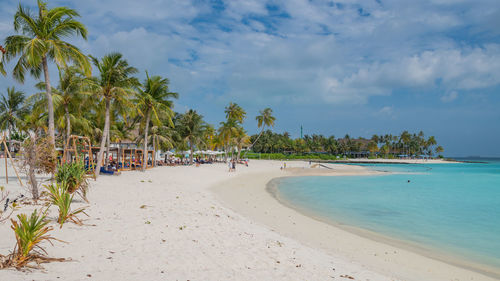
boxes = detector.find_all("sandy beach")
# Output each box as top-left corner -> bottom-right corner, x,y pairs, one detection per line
0,160 -> 497,281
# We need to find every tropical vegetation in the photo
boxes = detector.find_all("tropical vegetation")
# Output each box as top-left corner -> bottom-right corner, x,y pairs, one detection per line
45,182 -> 87,228
0,209 -> 60,269
249,131 -> 444,158
0,0 -> 445,185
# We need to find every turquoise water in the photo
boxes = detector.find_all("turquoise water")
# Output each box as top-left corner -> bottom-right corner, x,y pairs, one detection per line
276,160 -> 500,270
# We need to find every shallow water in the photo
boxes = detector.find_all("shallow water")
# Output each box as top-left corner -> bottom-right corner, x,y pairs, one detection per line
276,160 -> 500,270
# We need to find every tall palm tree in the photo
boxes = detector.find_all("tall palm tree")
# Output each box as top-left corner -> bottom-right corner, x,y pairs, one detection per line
224,102 -> 246,124
90,53 -> 138,177
135,72 -> 178,171
176,110 -> 206,164
1,0 -> 91,146
249,107 -> 275,150
54,67 -> 92,146
34,66 -> 92,155
233,126 -> 250,161
426,136 -> 437,157
19,92 -> 47,135
435,145 -> 444,157
0,87 -> 26,141
218,119 -> 238,161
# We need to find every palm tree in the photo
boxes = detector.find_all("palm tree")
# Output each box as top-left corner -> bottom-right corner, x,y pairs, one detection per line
1,0 -> 91,146
19,93 -> 47,135
0,87 -> 26,141
34,66 -> 92,156
90,53 -> 138,177
435,145 -> 444,157
224,102 -> 246,124
135,72 -> 177,171
176,109 -> 206,164
249,107 -> 275,150
218,119 -> 238,161
426,136 -> 437,157
54,67 -> 92,146
233,126 -> 250,161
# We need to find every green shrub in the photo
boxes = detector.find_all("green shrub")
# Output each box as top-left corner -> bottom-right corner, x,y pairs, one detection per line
45,182 -> 87,228
0,209 -> 60,269
55,161 -> 89,202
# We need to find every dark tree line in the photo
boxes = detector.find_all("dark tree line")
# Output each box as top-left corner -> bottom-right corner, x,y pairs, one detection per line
250,130 -> 444,157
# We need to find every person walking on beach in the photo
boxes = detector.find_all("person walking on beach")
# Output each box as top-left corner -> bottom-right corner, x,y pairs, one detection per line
232,160 -> 236,171
228,160 -> 232,172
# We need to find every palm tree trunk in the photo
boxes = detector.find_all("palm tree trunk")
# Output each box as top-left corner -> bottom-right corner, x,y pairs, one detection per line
236,145 -> 242,161
152,133 -> 156,167
224,144 -> 228,162
27,132 -> 39,200
42,56 -> 55,148
94,98 -> 111,178
65,106 -> 71,142
249,127 -> 265,150
106,130 -> 110,166
142,109 -> 151,172
7,126 -> 11,152
64,105 -> 70,162
189,141 -> 194,165
242,127 -> 264,159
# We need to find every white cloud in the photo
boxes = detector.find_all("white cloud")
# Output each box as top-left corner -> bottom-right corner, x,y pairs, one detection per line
378,106 -> 394,115
1,0 -> 500,109
441,91 -> 458,102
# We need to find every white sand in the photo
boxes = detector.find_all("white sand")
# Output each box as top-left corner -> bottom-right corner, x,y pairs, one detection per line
0,160 -> 496,280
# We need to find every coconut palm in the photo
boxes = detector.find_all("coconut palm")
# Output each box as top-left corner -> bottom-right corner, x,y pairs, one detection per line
1,0 -> 91,146
249,107 -> 275,150
34,66 -> 92,156
90,53 -> 138,177
426,136 -> 437,157
53,67 -> 92,147
135,73 -> 178,171
0,87 -> 26,140
435,145 -> 444,156
224,102 -> 246,124
176,110 -> 207,164
218,119 -> 238,161
233,126 -> 250,161
18,95 -> 47,135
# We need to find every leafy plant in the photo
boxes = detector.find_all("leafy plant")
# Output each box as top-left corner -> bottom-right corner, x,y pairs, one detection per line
0,209 -> 63,269
55,161 -> 89,202
45,182 -> 87,228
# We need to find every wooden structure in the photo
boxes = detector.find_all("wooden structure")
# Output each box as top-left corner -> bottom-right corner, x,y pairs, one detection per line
118,147 -> 154,170
63,137 -> 156,173
1,134 -> 23,186
63,135 -> 95,175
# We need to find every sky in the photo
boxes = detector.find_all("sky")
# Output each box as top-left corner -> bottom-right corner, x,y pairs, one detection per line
1,0 -> 500,157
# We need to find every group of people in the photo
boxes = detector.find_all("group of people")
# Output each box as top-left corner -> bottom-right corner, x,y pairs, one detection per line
227,159 -> 249,172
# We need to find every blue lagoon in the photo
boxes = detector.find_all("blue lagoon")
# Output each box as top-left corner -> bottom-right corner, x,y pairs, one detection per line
274,160 -> 500,275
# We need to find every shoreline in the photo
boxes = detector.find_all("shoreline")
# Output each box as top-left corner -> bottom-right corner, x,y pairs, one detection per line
212,161 -> 499,281
283,158 -> 463,164
267,177 -> 500,280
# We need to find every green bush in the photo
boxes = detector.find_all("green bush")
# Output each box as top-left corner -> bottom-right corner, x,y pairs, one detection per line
0,209 -> 59,269
45,182 -> 86,228
55,161 -> 89,202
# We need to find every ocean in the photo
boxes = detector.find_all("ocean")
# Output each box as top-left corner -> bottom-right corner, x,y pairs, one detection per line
275,159 -> 500,273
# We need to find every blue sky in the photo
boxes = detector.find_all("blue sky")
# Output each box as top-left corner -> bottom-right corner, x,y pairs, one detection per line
1,0 -> 500,157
